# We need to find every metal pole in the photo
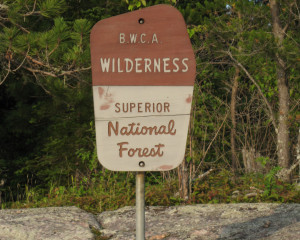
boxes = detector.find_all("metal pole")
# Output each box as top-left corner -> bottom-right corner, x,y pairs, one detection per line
136,172 -> 145,240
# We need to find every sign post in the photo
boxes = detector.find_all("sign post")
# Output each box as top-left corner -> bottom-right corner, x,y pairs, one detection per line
136,172 -> 145,239
90,4 -> 196,240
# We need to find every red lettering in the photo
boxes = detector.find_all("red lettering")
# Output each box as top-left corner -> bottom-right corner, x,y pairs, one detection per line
164,102 -> 170,112
108,120 -> 176,136
108,121 -> 118,136
115,103 -> 120,113
116,142 -> 165,157
130,103 -> 135,112
117,142 -> 128,157
138,103 -> 142,112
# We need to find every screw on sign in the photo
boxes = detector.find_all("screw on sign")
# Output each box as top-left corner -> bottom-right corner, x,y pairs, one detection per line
91,5 -> 196,172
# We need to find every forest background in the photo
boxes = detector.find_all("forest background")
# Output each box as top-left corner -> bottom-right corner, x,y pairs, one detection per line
0,0 -> 299,212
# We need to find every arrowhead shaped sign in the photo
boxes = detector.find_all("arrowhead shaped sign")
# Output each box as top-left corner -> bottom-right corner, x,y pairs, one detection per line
91,5 -> 196,171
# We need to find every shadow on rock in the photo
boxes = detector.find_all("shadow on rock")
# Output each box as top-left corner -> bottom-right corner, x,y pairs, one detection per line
217,204 -> 300,240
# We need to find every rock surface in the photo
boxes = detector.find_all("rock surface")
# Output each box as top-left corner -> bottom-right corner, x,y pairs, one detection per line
0,204 -> 299,239
0,206 -> 101,240
98,203 -> 300,240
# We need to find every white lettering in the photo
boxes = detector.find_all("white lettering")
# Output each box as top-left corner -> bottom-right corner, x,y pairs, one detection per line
112,58 -> 115,72
152,33 -> 158,43
100,58 -> 110,72
163,58 -> 171,73
172,58 -> 179,72
135,58 -> 142,73
117,58 -> 123,72
119,33 -> 125,43
125,58 -> 133,72
144,58 -> 151,72
182,58 -> 189,72
140,33 -> 146,43
99,57 -> 189,73
154,58 -> 160,72
130,33 -> 137,43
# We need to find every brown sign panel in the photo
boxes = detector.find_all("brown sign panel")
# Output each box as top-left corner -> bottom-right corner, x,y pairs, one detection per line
90,4 -> 196,86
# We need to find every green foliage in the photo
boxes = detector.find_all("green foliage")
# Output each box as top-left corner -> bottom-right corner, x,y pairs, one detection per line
126,0 -> 147,11
0,0 -> 121,202
0,0 -> 299,213
91,227 -> 111,240
3,169 -> 299,212
263,166 -> 281,197
192,169 -> 300,204
256,156 -> 270,167
192,169 -> 235,203
38,0 -> 67,18
146,179 -> 182,205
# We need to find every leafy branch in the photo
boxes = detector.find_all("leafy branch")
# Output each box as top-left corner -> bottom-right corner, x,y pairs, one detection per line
225,50 -> 278,133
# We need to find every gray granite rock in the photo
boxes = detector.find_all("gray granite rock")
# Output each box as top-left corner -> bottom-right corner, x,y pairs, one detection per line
0,204 -> 299,239
0,206 -> 101,240
97,203 -> 300,240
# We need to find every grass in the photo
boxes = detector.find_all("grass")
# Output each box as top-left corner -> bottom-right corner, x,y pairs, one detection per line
1,169 -> 300,213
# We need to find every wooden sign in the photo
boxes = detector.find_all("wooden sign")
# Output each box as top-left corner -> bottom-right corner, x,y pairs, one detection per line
91,4 -> 196,171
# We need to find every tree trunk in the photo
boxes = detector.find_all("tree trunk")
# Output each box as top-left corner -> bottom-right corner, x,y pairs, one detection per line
231,67 -> 239,171
297,128 -> 300,181
242,147 -> 265,174
230,10 -> 242,172
179,160 -> 189,200
270,0 -> 291,181
189,109 -> 194,199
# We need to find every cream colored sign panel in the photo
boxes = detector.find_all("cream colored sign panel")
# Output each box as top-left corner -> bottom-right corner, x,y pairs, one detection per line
93,86 -> 193,171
